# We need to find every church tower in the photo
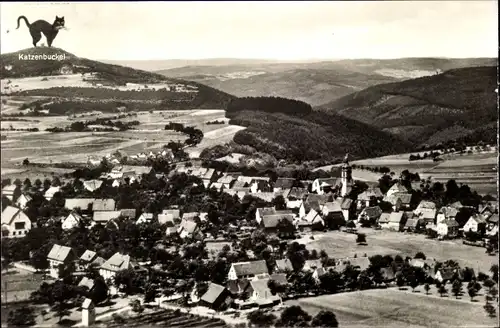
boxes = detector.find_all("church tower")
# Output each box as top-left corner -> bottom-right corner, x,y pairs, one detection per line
341,153 -> 353,197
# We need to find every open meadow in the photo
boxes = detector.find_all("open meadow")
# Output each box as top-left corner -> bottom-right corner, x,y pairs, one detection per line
304,228 -> 498,273
1,97 -> 246,170
285,288 -> 497,328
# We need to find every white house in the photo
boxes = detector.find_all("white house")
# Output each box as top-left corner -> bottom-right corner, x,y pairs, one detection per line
1,206 -> 31,238
136,212 -> 154,225
437,219 -> 459,238
83,180 -> 103,192
47,244 -> 76,278
2,184 -> 16,201
463,214 -> 487,233
15,194 -> 32,209
177,219 -> 201,239
386,182 -> 409,197
99,252 -> 132,280
62,212 -> 84,230
44,186 -> 61,201
227,260 -> 269,281
311,178 -> 341,195
436,207 -> 459,224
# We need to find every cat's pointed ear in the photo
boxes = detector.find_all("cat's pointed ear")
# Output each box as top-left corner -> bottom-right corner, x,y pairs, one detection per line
61,16 -> 64,20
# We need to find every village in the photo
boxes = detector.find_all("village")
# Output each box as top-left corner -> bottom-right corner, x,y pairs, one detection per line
1,151 -> 498,327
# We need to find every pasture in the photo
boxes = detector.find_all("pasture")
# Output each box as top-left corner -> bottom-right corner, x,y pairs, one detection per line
305,229 -> 498,273
286,288 -> 497,328
1,102 -> 246,169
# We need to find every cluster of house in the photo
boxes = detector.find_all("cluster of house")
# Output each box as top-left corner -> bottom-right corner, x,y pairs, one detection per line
87,149 -> 174,166
2,158 -> 498,241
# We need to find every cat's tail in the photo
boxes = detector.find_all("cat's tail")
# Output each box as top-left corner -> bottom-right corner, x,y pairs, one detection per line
16,16 -> 30,29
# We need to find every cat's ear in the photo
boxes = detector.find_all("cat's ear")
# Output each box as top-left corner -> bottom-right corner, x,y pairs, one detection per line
56,16 -> 60,19
61,16 -> 64,20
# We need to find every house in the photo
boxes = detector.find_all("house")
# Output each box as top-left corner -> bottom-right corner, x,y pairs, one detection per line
201,168 -> 216,188
273,178 -> 295,192
83,180 -> 103,192
383,192 -> 412,211
177,219 -> 201,239
15,194 -> 32,209
436,207 -> 459,224
487,214 -> 499,230
237,176 -> 270,185
377,213 -> 391,226
78,277 -> 95,292
380,212 -> 406,231
47,244 -> 76,278
256,207 -> 277,224
261,213 -> 295,233
321,201 -> 345,220
92,211 -> 122,226
437,219 -> 460,238
64,198 -> 95,212
286,188 -> 308,209
62,212 -> 83,230
79,250 -> 98,270
200,283 -> 233,310
358,206 -> 382,225
165,224 -> 179,236
251,192 -> 279,202
480,205 -> 495,219
158,209 -> 180,225
216,175 -> 235,189
357,188 -> 383,208
226,279 -> 251,298
463,214 -> 487,233
1,206 -> 31,238
342,257 -> 371,271
380,267 -> 396,282
337,197 -> 354,221
2,184 -> 16,200
44,186 -> 61,201
386,182 -> 409,197
136,212 -> 154,225
312,266 -> 336,282
303,259 -> 323,272
274,258 -> 294,273
311,178 -> 341,195
228,260 -> 269,280
246,279 -> 280,307
414,201 -> 437,223
302,208 -> 323,226
99,252 -> 132,280
435,268 -> 457,283
404,218 -> 425,232
119,209 -> 136,219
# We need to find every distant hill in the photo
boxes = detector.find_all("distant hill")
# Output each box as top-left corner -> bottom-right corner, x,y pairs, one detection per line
0,47 -> 235,113
225,96 -> 412,162
319,66 -> 498,147
157,58 -> 497,106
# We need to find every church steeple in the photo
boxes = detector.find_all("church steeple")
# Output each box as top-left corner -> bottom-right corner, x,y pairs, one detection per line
341,153 -> 352,197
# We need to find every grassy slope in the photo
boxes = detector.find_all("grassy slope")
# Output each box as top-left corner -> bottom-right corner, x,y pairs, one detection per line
157,58 -> 497,106
1,47 -> 235,112
319,66 -> 498,146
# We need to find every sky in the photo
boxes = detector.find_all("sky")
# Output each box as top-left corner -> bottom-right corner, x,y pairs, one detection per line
0,1 -> 497,61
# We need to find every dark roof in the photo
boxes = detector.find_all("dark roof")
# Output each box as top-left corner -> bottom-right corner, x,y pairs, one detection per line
339,197 -> 353,210
362,206 -> 382,219
384,192 -> 412,205
201,283 -> 227,304
439,207 -> 459,218
65,198 -> 95,210
261,213 -> 294,228
120,209 -> 136,218
274,178 -> 295,190
287,188 -> 308,200
358,188 -> 383,201
305,194 -> 333,206
275,259 -> 294,272
269,273 -> 288,285
232,260 -> 269,277
487,214 -> 499,224
226,279 -> 250,295
441,219 -> 459,228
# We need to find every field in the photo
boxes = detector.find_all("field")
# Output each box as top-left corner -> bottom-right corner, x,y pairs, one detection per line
314,150 -> 498,195
1,97 -> 246,170
285,288 -> 497,328
305,228 -> 498,273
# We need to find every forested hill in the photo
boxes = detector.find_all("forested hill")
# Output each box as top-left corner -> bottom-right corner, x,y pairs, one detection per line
225,96 -> 413,162
319,66 -> 498,147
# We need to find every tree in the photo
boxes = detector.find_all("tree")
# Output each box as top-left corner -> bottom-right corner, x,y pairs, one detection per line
424,283 -> 431,295
415,252 -> 426,260
468,286 -> 477,301
409,275 -> 419,292
8,307 -> 36,327
52,301 -> 71,323
23,158 -> 30,166
30,249 -> 50,272
490,264 -> 498,283
248,309 -> 277,327
356,233 -> 367,244
276,218 -> 295,239
396,275 -> 405,290
452,280 -> 463,299
311,310 -> 339,327
438,285 -> 448,297
272,195 -> 287,210
91,277 -> 109,304
144,283 -> 157,303
277,305 -> 312,327
483,302 -> 496,317
484,278 -> 495,292
129,299 -> 144,314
